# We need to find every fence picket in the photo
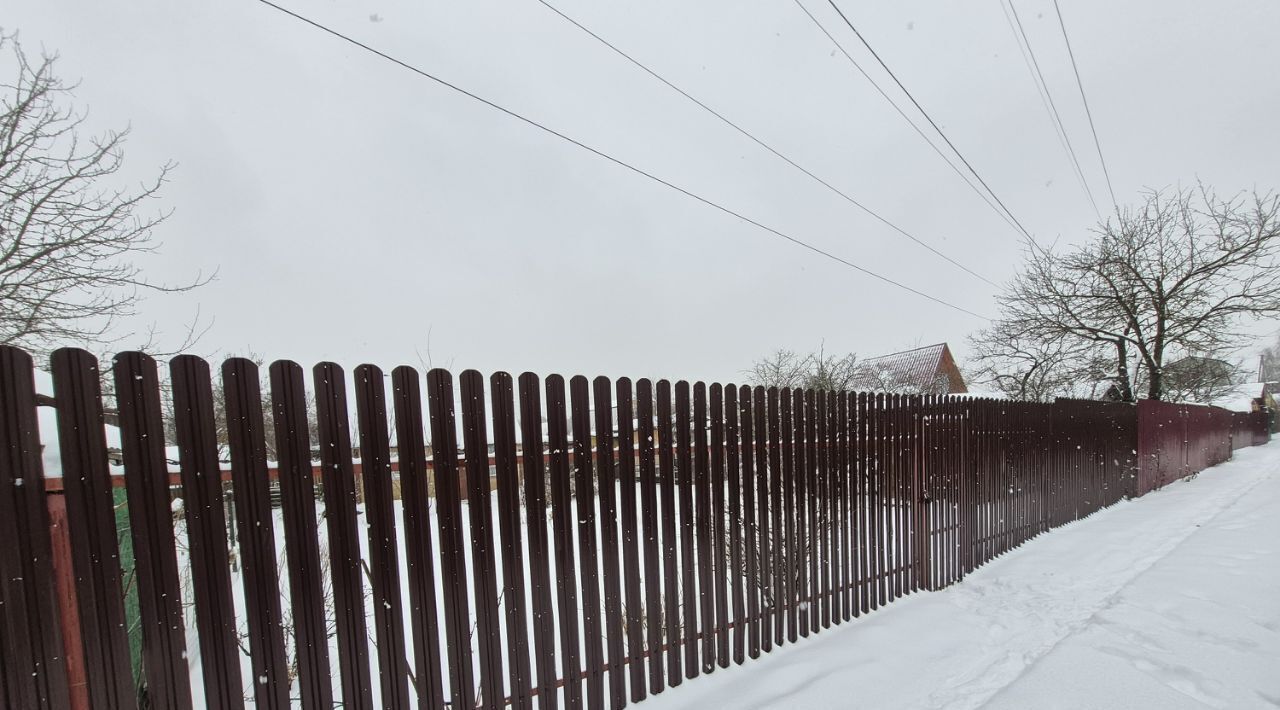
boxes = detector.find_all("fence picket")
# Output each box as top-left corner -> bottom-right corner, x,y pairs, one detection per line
0,346 -> 70,710
693,383 -> 714,671
491,372 -> 533,710
591,376 -> 626,709
268,361 -> 332,710
426,369 -> 477,708
655,380 -> 681,687
518,373 -> 560,706
545,375 -> 583,708
222,358 -> 289,709
313,363 -> 374,710
171,355 -> 245,710
354,365 -> 411,709
459,370 -> 504,709
634,379 -> 664,694
390,366 -> 446,708
615,379 -> 647,701
49,349 -> 135,710
113,352 -> 193,710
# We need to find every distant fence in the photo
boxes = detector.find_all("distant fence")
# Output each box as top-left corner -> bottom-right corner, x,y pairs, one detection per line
0,345 -> 1270,710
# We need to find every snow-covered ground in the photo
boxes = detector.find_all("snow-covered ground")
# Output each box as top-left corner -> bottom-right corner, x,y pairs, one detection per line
637,440 -> 1280,710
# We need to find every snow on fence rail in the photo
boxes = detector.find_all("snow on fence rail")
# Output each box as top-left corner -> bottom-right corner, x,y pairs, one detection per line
0,345 -> 1271,710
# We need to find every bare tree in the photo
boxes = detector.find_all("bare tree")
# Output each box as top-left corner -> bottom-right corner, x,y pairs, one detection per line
748,344 -> 861,391
0,33 -> 207,355
1160,355 -> 1243,404
968,320 -> 1113,401
990,186 -> 1280,401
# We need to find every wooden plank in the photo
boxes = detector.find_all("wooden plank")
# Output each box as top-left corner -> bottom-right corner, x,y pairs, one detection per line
221,358 -> 289,710
354,365 -> 411,708
312,363 -> 374,710
390,366 -> 445,709
458,370 -> 503,709
49,348 -> 135,710
172,356 -> 245,710
0,346 -> 70,710
545,375 -> 582,708
268,361 -> 332,710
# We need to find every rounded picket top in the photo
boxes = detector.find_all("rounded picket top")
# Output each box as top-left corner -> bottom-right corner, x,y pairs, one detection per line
312,360 -> 345,386
490,370 -> 514,389
354,362 -> 386,384
50,345 -> 100,374
0,341 -> 35,367
268,358 -> 305,382
170,352 -> 213,380
391,363 -> 420,382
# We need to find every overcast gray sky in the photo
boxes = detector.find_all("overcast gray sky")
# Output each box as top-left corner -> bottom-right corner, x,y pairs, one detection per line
6,0 -> 1279,383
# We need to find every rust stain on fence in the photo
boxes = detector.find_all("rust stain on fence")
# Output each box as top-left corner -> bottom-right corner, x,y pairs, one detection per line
0,344 -> 1271,710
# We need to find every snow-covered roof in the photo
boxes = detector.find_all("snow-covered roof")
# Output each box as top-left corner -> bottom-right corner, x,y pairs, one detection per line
1209,382 -> 1268,413
850,343 -> 952,392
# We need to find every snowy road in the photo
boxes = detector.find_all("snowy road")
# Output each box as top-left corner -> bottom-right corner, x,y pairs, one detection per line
636,441 -> 1280,710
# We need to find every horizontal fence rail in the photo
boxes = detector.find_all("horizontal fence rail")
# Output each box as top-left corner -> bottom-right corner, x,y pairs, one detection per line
0,345 -> 1270,710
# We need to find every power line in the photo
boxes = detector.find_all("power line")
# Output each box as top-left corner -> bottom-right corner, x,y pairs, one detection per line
253,0 -> 990,320
818,0 -> 1040,241
1052,0 -> 1118,210
788,0 -> 1027,244
535,0 -> 997,287
1004,0 -> 1102,220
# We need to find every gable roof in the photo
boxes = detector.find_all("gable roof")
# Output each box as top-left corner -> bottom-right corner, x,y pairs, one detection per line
849,342 -> 965,393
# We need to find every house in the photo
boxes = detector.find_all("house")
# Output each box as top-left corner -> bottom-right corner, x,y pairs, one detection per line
849,342 -> 968,395
1163,356 -> 1238,396
1209,381 -> 1277,414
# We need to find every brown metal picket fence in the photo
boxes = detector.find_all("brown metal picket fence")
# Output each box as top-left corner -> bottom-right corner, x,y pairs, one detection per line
0,345 -> 1269,710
